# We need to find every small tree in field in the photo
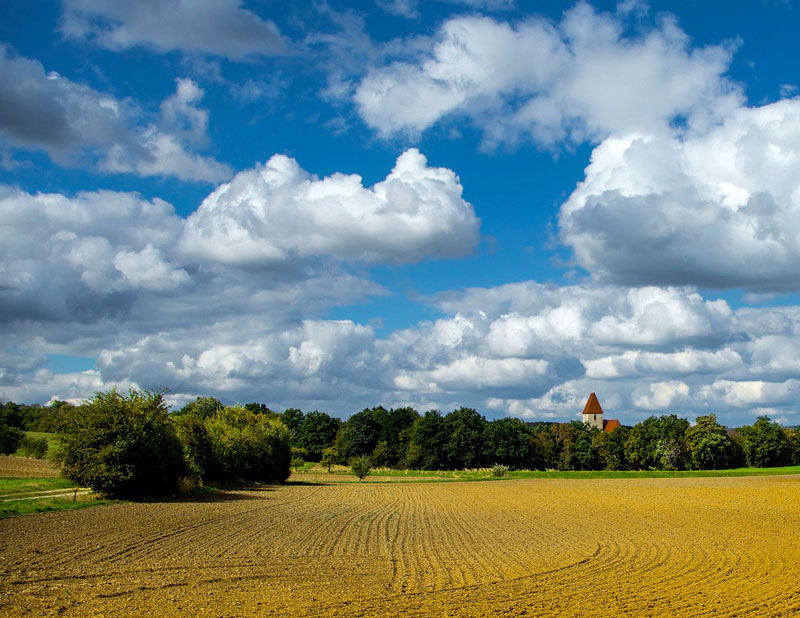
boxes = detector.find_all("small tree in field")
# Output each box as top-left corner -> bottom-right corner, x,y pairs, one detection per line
321,446 -> 337,472
350,455 -> 372,481
291,447 -> 306,472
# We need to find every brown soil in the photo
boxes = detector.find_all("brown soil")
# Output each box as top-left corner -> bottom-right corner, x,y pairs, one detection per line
1,476 -> 799,616
0,455 -> 60,478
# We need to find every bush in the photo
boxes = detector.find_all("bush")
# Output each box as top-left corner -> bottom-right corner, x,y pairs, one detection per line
18,435 -> 48,459
350,455 -> 372,481
491,463 -> 509,478
58,389 -> 187,498
203,406 -> 291,484
0,423 -> 24,455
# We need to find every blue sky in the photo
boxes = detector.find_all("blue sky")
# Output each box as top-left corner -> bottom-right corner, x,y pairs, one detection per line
2,0 -> 800,425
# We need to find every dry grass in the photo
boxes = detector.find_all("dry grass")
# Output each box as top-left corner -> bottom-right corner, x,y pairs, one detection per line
1,476 -> 800,616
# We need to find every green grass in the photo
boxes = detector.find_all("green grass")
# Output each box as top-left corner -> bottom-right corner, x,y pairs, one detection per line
308,464 -> 800,482
0,497 -> 115,519
0,477 -> 77,494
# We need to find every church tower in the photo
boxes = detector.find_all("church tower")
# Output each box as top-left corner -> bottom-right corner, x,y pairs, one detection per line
582,392 -> 604,430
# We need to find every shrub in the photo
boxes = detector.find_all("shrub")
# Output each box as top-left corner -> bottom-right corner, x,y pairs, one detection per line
491,463 -> 510,478
58,389 -> 187,498
350,455 -> 372,481
203,406 -> 291,484
0,423 -> 24,455
18,435 -> 48,459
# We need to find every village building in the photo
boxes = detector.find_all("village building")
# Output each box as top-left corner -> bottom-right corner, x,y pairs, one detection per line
581,392 -> 621,432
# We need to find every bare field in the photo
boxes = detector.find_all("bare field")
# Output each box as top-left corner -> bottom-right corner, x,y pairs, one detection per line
0,455 -> 60,478
1,477 -> 800,617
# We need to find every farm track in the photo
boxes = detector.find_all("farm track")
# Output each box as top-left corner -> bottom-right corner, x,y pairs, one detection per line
1,477 -> 800,616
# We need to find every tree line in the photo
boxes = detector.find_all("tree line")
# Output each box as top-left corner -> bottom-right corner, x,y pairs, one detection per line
2,393 -> 799,500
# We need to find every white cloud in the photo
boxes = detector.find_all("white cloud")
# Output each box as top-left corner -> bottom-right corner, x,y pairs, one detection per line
0,47 -> 229,182
584,348 -> 742,379
633,380 -> 690,409
559,98 -> 800,290
180,148 -> 480,265
60,0 -> 287,59
354,5 -> 738,144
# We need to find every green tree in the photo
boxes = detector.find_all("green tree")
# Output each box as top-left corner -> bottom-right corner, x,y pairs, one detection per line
291,447 -> 306,472
527,424 -> 559,470
407,410 -> 447,470
0,422 -> 24,455
625,415 -> 690,470
58,389 -> 187,498
340,408 -> 382,459
297,411 -> 340,461
321,446 -> 338,472
350,455 -> 372,480
281,408 -> 305,436
738,416 -> 792,467
443,407 -> 487,469
485,417 -> 531,469
593,425 -> 630,471
203,406 -> 292,483
177,396 -> 224,419
686,414 -> 735,470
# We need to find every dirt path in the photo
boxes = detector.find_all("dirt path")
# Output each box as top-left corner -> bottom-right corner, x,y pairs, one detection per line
1,477 -> 799,616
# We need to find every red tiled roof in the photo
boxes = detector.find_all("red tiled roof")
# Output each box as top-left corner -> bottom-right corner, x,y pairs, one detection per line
582,392 -> 604,415
603,419 -> 621,433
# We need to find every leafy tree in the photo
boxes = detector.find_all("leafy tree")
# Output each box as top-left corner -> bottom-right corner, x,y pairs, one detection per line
0,422 -> 24,455
297,411 -> 340,461
321,446 -> 338,472
340,407 -> 383,459
0,402 -> 24,429
173,413 -> 215,479
407,410 -> 447,470
371,440 -> 393,467
593,425 -> 630,471
203,406 -> 292,483
686,414 -> 735,470
58,389 -> 187,498
738,416 -> 792,467
350,455 -> 372,480
378,407 -> 419,466
244,402 -> 275,416
281,408 -> 305,436
177,396 -> 224,419
527,424 -> 559,470
443,407 -> 487,469
485,417 -> 531,469
625,415 -> 690,470
291,447 -> 306,472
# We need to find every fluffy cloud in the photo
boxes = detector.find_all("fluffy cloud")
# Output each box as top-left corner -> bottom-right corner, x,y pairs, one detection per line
354,4 -> 738,144
559,98 -> 800,290
180,149 -> 480,265
60,0 -> 287,59
0,48 -> 229,182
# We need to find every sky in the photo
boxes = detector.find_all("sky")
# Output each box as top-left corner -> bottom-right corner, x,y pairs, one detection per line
2,0 -> 800,426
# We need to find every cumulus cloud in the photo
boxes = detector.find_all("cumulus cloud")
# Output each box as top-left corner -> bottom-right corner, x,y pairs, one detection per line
0,48 -> 229,182
60,0 -> 287,59
559,99 -> 800,290
180,149 -> 480,265
354,4 -> 738,144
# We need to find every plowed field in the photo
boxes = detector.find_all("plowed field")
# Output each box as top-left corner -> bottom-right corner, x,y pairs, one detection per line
2,476 -> 800,616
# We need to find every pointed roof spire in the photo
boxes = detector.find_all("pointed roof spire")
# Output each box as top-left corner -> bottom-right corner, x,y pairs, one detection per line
582,392 -> 604,415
